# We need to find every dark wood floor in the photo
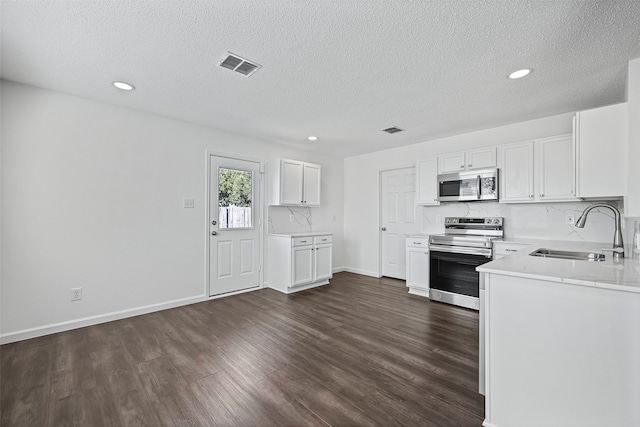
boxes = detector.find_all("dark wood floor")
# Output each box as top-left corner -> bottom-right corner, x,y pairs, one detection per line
1,272 -> 484,426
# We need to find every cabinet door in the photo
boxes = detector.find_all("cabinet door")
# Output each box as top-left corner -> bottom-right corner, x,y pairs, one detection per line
314,243 -> 332,281
467,147 -> 497,170
280,160 -> 304,205
536,135 -> 578,201
499,142 -> 534,202
576,103 -> 627,198
292,245 -> 314,286
406,247 -> 429,291
438,152 -> 466,173
303,163 -> 321,206
416,157 -> 440,205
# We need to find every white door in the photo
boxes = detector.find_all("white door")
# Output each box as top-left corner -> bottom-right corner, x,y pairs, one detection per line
209,155 -> 261,296
380,167 -> 419,279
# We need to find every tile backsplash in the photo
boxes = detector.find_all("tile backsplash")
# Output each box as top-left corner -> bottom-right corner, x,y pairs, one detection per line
268,206 -> 312,234
420,201 -> 625,243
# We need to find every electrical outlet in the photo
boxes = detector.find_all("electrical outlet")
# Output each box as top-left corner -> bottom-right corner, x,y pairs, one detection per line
71,287 -> 82,301
436,215 -> 442,223
289,215 -> 295,222
183,198 -> 195,208
332,215 -> 336,221
565,214 -> 575,225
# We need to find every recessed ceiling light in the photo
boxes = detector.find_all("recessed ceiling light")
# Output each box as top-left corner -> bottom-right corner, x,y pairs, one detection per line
113,81 -> 135,91
308,136 -> 318,141
508,69 -> 533,79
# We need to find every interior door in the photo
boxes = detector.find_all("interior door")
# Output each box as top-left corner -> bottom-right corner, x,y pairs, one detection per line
380,167 -> 419,279
209,155 -> 261,296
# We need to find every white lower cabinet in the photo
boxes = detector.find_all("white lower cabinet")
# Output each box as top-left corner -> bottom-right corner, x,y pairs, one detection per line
268,234 -> 332,294
405,237 -> 429,297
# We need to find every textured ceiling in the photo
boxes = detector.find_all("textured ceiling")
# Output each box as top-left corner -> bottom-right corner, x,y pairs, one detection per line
2,1 -> 640,157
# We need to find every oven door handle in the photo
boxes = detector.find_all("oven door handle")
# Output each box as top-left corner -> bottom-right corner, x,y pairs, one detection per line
429,244 -> 492,257
477,175 -> 482,200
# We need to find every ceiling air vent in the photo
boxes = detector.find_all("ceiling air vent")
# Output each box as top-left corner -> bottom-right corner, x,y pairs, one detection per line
219,52 -> 261,77
382,126 -> 404,134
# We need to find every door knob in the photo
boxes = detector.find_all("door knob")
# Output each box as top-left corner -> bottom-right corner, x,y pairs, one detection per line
211,231 -> 217,235
381,227 -> 387,231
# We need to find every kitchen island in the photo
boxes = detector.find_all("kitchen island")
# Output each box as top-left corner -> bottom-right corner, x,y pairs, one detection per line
477,240 -> 640,427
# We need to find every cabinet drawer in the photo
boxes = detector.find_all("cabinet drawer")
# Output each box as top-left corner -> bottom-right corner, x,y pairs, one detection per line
292,236 -> 313,246
314,235 -> 332,244
406,237 -> 429,248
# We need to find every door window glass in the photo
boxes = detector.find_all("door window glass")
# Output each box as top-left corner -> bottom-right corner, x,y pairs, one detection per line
218,168 -> 253,229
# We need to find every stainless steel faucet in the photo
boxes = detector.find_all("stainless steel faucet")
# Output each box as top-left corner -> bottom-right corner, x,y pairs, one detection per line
575,203 -> 624,259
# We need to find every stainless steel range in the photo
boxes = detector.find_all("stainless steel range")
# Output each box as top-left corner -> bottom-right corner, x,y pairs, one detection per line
429,217 -> 503,310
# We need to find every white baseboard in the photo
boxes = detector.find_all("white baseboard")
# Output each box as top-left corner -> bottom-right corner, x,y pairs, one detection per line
332,266 -> 347,273
408,288 -> 430,298
0,295 -> 206,345
341,267 -> 380,278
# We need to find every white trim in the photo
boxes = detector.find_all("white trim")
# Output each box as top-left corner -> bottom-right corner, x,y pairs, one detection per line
332,266 -> 347,274
408,288 -> 430,298
205,150 -> 265,298
207,285 -> 261,300
342,267 -> 380,278
0,295 -> 206,345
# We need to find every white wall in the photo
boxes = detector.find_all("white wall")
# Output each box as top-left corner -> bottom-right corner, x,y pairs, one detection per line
626,58 -> 640,217
0,81 -> 344,342
344,113 -> 622,277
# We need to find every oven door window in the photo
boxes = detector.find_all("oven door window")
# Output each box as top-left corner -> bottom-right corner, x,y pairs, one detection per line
430,251 -> 489,298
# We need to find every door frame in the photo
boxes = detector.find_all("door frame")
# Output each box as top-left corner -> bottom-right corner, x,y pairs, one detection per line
378,164 -> 417,279
205,150 -> 265,300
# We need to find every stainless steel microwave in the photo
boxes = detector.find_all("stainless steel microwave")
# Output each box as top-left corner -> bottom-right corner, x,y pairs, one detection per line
438,168 -> 499,202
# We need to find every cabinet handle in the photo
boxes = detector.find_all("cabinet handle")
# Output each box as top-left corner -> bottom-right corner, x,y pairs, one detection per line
413,242 -> 422,245
540,194 -> 544,197
460,165 -> 465,168
505,249 -> 517,252
468,164 -> 472,167
529,194 -> 534,198
300,240 -> 307,243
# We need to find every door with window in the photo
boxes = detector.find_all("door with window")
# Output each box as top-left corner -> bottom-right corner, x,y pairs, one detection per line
209,155 -> 261,296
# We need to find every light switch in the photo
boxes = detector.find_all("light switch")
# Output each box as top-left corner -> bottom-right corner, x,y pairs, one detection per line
183,198 -> 195,208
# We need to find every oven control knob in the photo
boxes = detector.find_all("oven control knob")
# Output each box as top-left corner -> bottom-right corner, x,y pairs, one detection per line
485,218 -> 491,224
493,219 -> 500,224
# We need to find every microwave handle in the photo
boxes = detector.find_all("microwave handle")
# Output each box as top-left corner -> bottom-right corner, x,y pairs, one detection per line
477,175 -> 482,199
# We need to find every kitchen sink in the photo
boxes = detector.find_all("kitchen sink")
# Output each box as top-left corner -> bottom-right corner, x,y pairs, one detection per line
529,248 -> 605,262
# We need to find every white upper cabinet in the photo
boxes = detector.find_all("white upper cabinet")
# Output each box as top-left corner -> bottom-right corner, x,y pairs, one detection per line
499,141 -> 535,202
438,147 -> 497,173
574,103 -> 627,199
269,159 -> 321,206
499,135 -> 577,203
466,147 -> 497,170
438,152 -> 466,173
416,157 -> 440,205
302,163 -> 321,206
536,135 -> 577,201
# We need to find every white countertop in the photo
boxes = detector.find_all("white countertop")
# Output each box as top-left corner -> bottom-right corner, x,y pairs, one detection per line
478,239 -> 640,293
268,232 -> 332,237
